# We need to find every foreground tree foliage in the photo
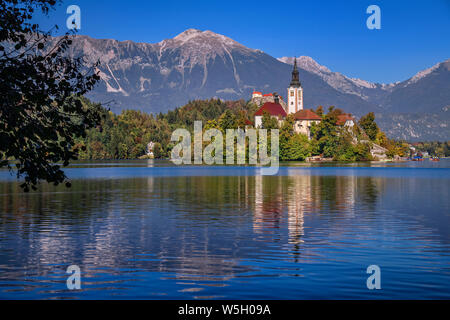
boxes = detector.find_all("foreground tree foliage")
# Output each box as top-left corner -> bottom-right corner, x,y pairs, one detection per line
0,0 -> 101,191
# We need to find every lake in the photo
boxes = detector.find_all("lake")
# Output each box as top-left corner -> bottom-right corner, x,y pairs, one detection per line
0,160 -> 449,299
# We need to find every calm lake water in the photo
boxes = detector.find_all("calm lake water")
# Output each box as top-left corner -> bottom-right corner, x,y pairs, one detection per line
0,160 -> 449,300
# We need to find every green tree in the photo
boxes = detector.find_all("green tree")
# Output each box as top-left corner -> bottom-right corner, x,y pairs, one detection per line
218,109 -> 237,131
279,115 -> 295,160
313,108 -> 339,157
236,110 -> 249,129
334,130 -> 371,161
261,111 -> 279,129
205,119 -> 220,130
285,134 -> 311,161
375,131 -> 388,147
153,142 -> 164,159
359,112 -> 379,141
315,106 -> 324,118
0,0 -> 101,191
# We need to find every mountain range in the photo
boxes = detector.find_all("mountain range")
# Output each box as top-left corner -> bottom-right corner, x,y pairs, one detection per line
63,29 -> 449,141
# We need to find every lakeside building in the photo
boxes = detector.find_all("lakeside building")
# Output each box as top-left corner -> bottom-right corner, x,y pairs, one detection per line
293,109 -> 322,136
252,58 -> 355,138
336,113 -> 356,128
254,101 -> 287,128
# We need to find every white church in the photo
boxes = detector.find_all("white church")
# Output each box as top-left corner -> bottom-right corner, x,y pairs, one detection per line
252,58 -> 354,138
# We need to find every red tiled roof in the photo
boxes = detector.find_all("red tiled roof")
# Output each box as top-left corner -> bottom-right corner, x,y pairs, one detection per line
253,91 -> 262,95
294,109 -> 321,120
337,114 -> 355,125
254,102 -> 287,117
263,93 -> 273,97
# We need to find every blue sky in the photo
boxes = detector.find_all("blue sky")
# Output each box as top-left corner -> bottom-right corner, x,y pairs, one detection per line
35,0 -> 450,83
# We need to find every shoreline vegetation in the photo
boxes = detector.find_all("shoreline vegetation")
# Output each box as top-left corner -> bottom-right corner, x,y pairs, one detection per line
72,97 -> 448,162
3,97 -> 448,169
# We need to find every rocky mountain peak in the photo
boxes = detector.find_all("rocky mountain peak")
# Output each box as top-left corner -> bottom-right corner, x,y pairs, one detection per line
406,59 -> 450,86
278,55 -> 386,100
173,28 -> 203,41
278,56 -> 331,74
153,29 -> 256,78
166,28 -> 247,51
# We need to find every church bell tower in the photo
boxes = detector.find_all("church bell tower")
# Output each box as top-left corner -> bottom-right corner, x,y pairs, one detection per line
287,58 -> 303,114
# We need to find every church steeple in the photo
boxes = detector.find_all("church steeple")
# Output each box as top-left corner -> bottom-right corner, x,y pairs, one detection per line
287,57 -> 304,114
290,58 -> 301,87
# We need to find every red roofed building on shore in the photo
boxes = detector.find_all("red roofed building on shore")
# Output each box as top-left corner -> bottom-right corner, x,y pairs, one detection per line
293,109 -> 322,137
251,90 -> 288,111
337,113 -> 355,127
254,101 -> 287,128
252,91 -> 263,99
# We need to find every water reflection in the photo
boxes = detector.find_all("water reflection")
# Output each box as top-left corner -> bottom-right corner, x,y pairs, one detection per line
0,165 -> 449,299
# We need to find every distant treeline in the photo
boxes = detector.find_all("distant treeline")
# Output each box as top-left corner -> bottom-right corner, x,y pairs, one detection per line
74,98 -> 254,160
74,98 -> 412,161
413,141 -> 450,157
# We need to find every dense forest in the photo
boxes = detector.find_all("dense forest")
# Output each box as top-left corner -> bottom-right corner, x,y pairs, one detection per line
74,98 -> 255,160
74,97 -> 414,162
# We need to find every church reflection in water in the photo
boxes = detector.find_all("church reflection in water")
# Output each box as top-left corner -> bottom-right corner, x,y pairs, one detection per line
253,174 -> 382,247
0,173 -> 384,295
